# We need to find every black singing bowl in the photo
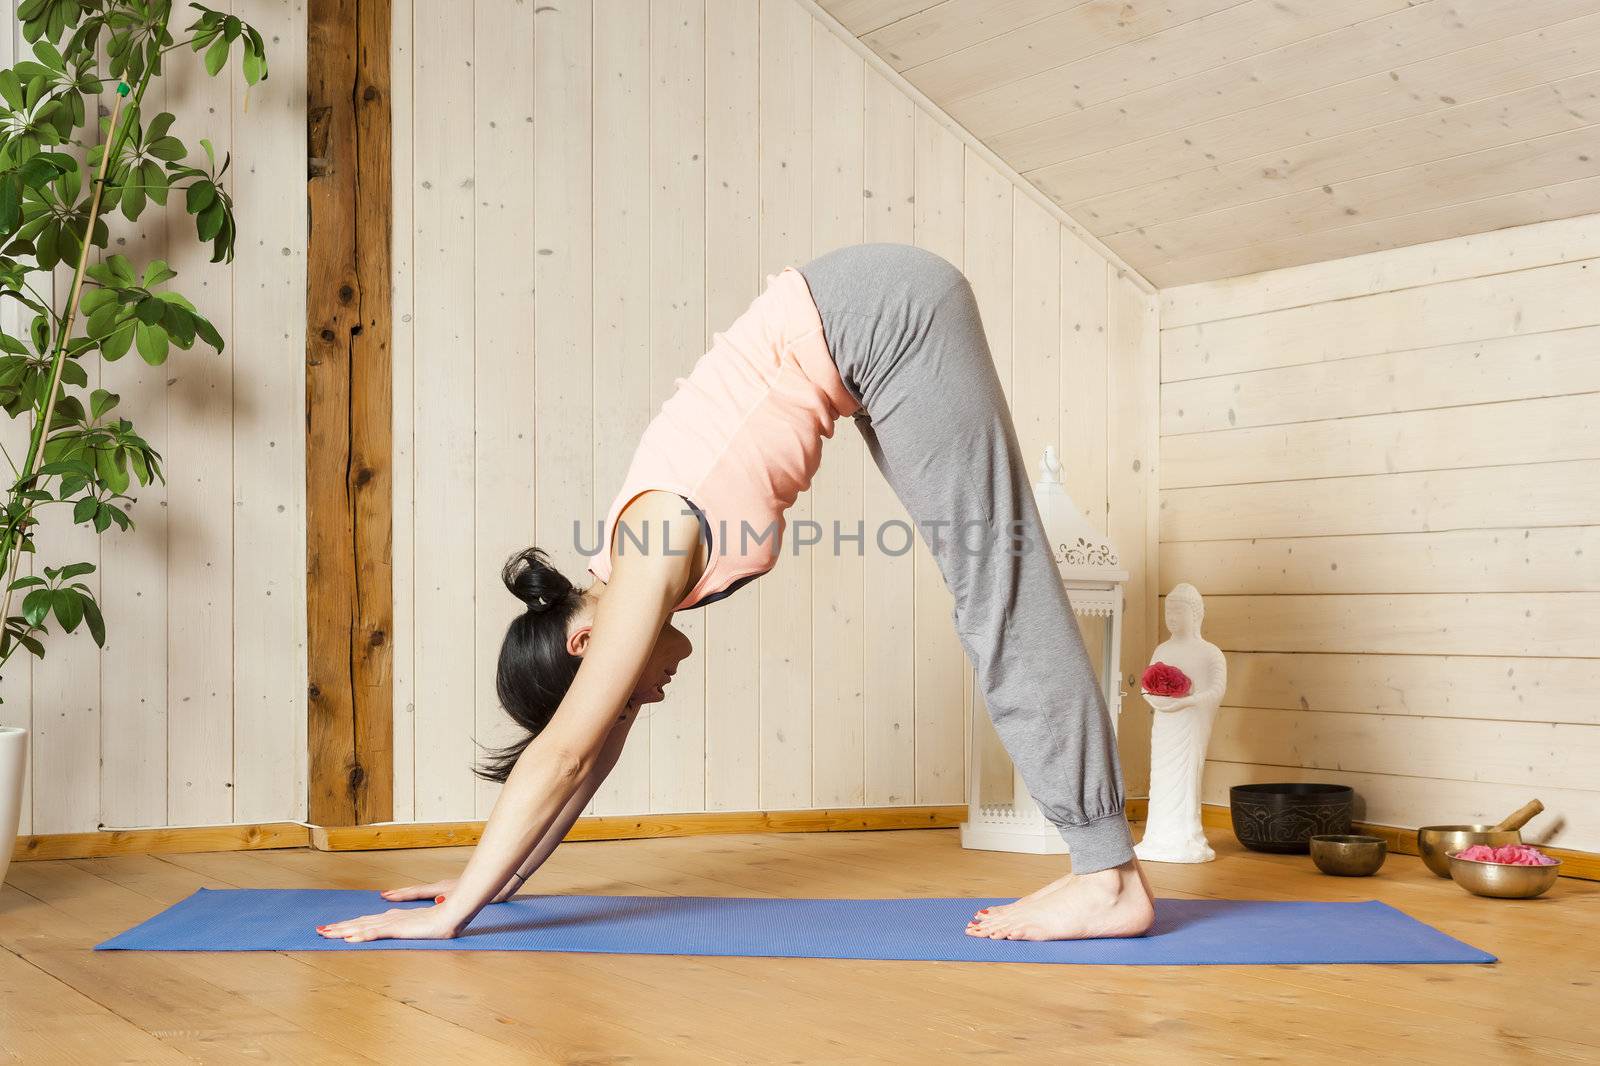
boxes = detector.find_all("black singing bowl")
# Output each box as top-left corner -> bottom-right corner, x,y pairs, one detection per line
1229,783 -> 1354,854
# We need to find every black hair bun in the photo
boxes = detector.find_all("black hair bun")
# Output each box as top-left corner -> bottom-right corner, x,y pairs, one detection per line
503,547 -> 574,614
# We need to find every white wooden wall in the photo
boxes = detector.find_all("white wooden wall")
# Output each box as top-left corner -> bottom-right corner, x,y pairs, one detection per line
0,0 -> 308,834
1159,213 -> 1600,850
390,0 -> 1160,822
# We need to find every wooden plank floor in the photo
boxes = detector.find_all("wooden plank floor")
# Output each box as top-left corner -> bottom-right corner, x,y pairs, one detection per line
2,826 -> 1597,1064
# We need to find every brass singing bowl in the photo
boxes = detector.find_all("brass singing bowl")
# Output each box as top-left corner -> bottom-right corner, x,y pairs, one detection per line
1417,825 -> 1521,878
1446,851 -> 1561,899
1310,834 -> 1387,876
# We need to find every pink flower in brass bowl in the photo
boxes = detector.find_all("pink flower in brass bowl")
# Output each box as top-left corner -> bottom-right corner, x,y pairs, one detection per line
1141,661 -> 1192,698
1447,844 -> 1561,898
1454,843 -> 1557,866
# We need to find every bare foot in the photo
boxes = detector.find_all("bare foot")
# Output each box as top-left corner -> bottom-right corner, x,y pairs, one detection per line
965,860 -> 1155,942
968,869 -> 1073,925
969,855 -> 1154,927
1130,852 -> 1154,900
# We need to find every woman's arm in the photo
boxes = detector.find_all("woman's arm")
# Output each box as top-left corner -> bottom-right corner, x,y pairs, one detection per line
487,704 -> 638,902
319,494 -> 697,943
380,705 -> 640,906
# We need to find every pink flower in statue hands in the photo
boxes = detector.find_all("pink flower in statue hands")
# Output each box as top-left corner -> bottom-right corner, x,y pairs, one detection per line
1455,843 -> 1557,866
1141,662 -> 1193,698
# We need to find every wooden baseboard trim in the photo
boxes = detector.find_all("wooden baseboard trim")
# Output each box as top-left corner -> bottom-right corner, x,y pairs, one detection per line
9,806 -> 968,862
14,822 -> 310,861
16,801 -> 1593,881
309,805 -> 970,852
1196,803 -> 1599,881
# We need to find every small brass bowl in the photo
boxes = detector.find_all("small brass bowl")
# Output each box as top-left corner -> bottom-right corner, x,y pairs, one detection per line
1417,825 -> 1521,878
1446,850 -> 1561,899
1310,834 -> 1387,876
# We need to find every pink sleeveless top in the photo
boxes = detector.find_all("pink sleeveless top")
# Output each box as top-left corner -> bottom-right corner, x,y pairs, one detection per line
588,267 -> 859,609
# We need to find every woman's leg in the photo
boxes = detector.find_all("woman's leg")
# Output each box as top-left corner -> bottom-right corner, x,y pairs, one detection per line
850,273 -> 1135,875
802,243 -> 1151,939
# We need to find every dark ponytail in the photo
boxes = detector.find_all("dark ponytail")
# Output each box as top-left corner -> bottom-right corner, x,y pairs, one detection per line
477,547 -> 587,782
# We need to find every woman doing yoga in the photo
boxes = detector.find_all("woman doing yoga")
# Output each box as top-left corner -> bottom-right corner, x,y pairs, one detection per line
317,243 -> 1155,944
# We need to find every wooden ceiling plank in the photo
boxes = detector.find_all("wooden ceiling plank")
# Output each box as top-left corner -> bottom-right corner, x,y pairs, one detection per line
898,0 -> 1238,101
995,0 -> 1594,175
861,0 -> 1079,72
1028,10 -> 1600,204
1074,70 -> 1600,236
795,0 -> 1157,291
818,0 -> 943,36
947,0 -> 1410,139
829,0 -> 1600,286
1112,125 -> 1600,270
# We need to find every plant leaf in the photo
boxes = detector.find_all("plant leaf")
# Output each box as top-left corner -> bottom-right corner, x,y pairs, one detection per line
90,388 -> 117,419
185,180 -> 215,213
80,287 -> 118,316
142,259 -> 176,287
81,594 -> 104,646
134,296 -> 164,325
146,111 -> 176,141
189,311 -> 222,352
94,445 -> 129,495
99,318 -> 135,361
21,587 -> 50,627
107,254 -> 136,286
204,33 -> 229,76
196,199 -> 224,240
134,321 -> 169,365
51,588 -> 82,633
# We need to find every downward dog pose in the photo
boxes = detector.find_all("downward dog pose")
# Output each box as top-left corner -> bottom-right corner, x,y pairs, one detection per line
319,244 -> 1154,944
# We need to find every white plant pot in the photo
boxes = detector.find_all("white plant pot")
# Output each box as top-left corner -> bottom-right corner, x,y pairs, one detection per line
0,726 -> 26,891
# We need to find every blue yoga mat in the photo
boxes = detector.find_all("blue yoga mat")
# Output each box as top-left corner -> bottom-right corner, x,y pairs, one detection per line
96,889 -> 1494,965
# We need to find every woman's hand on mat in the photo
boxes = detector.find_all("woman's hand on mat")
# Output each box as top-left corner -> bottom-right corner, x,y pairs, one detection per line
380,879 -> 458,904
381,876 -> 525,905
316,904 -> 464,943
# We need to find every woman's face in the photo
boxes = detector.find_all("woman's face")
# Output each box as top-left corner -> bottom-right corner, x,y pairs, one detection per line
630,620 -> 693,706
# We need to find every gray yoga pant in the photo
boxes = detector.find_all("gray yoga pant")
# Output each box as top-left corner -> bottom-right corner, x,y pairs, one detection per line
799,243 -> 1134,875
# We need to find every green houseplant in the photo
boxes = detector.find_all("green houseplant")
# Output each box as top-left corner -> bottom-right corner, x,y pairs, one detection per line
0,0 -> 267,879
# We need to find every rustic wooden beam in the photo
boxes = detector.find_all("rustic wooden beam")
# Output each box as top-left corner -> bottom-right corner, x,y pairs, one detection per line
305,0 -> 393,826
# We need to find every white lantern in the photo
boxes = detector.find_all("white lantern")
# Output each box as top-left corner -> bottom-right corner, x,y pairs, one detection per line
960,446 -> 1128,854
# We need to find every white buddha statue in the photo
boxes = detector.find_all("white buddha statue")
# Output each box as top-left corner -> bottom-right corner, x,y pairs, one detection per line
1134,583 -> 1227,864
